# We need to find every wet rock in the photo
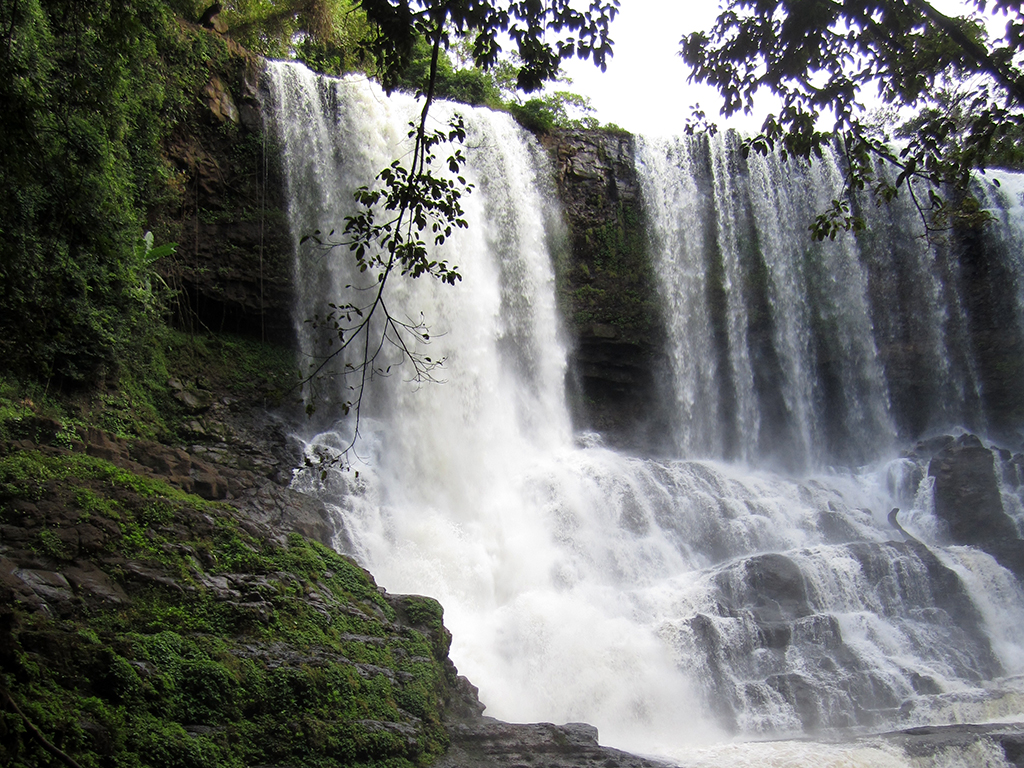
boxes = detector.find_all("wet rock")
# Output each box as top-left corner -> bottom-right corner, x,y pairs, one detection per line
16,568 -> 73,602
542,129 -> 671,455
766,672 -> 826,730
76,523 -> 109,553
928,434 -> 1024,577
123,562 -> 182,590
911,434 -> 957,459
436,718 -> 667,768
64,562 -> 128,603
131,441 -> 193,485
743,553 -> 812,622
173,387 -> 213,413
0,557 -> 45,608
928,434 -> 1016,545
882,722 -> 1024,766
192,469 -> 228,500
234,482 -> 344,548
447,674 -> 487,721
816,507 -> 862,543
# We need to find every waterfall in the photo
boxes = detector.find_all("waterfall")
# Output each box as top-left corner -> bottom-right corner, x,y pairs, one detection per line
637,132 -> 1024,470
266,61 -> 1024,765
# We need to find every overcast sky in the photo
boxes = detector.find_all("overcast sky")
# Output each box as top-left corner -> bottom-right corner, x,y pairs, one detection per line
558,2 -> 749,136
558,0 -> 987,138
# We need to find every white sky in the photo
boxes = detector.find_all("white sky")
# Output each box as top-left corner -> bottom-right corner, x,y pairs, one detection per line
559,2 -> 754,136
557,0 -> 991,138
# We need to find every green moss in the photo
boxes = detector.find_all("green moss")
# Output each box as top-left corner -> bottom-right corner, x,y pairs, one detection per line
0,322 -> 296,452
0,449 -> 453,768
36,528 -> 71,560
555,187 -> 660,339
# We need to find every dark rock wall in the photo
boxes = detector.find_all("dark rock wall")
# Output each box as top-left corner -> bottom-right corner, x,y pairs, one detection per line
542,129 -> 671,453
924,433 -> 1024,577
175,62 -> 1024,458
157,42 -> 294,346
952,215 -> 1024,438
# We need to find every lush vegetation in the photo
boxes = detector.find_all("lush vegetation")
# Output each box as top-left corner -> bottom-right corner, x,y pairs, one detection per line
0,328 -> 295,447
0,0 -> 228,386
0,447 -> 455,767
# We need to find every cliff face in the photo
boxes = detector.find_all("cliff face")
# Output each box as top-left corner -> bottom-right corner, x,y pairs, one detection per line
176,73 -> 674,454
157,33 -> 294,346
542,130 -> 671,453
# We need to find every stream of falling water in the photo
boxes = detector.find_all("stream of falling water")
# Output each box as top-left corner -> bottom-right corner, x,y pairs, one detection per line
266,61 -> 1024,766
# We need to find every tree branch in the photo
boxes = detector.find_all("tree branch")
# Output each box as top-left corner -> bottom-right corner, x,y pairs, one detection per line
904,0 -> 1024,105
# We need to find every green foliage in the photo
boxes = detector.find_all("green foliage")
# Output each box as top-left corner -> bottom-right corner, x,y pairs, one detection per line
0,449 -> 203,505
682,0 -> 1024,237
0,0 -> 234,386
392,36 -> 503,107
508,90 -> 598,133
359,0 -> 618,96
389,34 -> 600,131
214,0 -> 377,76
0,324 -> 296,449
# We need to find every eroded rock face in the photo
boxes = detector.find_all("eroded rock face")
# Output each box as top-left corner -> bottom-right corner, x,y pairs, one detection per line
927,434 -> 1024,577
543,129 -> 670,453
160,54 -> 293,345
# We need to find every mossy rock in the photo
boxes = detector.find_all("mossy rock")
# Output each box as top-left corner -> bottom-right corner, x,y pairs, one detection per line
0,447 -> 455,768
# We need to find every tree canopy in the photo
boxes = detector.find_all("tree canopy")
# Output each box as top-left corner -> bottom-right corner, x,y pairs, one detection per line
681,0 -> 1024,237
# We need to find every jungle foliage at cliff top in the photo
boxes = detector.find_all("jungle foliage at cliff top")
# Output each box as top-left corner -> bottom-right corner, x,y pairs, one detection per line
0,0 -> 191,385
683,0 -> 1024,238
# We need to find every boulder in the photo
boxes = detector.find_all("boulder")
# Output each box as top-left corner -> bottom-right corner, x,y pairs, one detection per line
927,434 -> 1024,577
743,553 -> 812,622
203,75 -> 239,124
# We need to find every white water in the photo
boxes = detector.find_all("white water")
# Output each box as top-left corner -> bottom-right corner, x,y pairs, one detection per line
266,61 -> 1024,765
635,133 -> 1024,470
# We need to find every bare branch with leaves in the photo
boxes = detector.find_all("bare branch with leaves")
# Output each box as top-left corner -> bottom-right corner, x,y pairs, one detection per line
681,0 -> 1024,240
296,0 -> 620,467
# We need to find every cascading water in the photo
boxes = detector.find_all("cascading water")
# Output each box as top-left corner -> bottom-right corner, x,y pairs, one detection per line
637,132 -> 1024,471
266,60 -> 1024,766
